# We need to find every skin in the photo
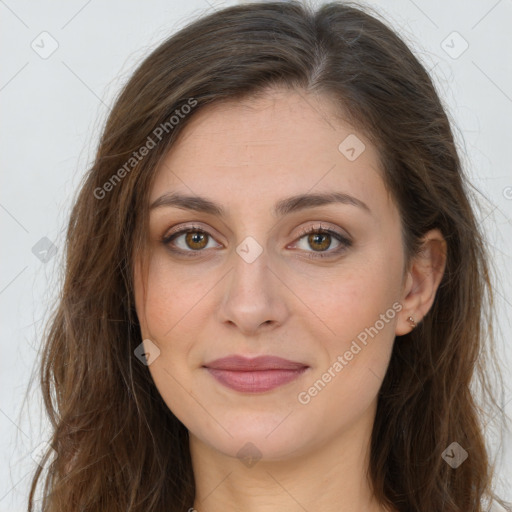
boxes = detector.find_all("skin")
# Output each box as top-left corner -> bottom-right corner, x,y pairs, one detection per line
133,87 -> 447,512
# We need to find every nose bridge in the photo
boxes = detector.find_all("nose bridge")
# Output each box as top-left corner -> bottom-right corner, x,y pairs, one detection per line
232,240 -> 270,296
228,238 -> 273,306
217,236 -> 288,333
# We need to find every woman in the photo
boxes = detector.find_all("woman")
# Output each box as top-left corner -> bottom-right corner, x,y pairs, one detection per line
28,1 -> 510,511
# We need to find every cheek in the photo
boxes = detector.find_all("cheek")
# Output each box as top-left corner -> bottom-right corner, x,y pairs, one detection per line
133,258 -> 208,423
295,251 -> 401,341
297,250 -> 401,390
135,254 -> 214,342
295,287 -> 398,431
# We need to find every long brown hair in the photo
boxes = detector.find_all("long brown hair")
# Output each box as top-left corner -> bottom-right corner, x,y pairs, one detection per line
27,1 -> 509,510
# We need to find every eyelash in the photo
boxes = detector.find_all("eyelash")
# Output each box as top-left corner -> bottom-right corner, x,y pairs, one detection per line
294,224 -> 352,259
161,223 -> 352,260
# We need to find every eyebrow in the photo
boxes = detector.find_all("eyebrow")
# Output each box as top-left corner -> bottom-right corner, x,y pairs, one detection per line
149,191 -> 371,217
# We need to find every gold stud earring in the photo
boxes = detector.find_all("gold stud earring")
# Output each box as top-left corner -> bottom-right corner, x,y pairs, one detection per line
407,316 -> 417,329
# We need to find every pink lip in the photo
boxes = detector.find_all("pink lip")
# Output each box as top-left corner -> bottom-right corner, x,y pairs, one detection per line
203,355 -> 309,393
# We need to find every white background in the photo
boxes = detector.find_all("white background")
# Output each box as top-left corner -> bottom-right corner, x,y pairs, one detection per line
1,0 -> 511,510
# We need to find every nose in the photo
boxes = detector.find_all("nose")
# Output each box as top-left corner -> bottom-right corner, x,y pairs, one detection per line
216,244 -> 290,337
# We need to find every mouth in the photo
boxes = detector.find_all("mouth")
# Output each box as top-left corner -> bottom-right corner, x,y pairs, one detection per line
203,355 -> 309,393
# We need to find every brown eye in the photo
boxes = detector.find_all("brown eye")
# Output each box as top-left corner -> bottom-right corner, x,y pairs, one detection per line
162,226 -> 222,255
307,232 -> 332,251
184,231 -> 208,250
292,225 -> 352,260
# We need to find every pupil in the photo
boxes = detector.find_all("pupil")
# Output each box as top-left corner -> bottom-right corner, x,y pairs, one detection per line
310,233 -> 330,251
187,232 -> 207,250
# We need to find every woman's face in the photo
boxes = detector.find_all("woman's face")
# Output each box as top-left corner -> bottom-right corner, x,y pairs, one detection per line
134,88 -> 411,461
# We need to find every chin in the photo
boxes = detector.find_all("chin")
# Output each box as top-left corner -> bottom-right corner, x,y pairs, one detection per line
188,408 -> 317,463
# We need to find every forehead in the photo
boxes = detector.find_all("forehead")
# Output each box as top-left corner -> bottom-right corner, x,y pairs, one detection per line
150,88 -> 392,217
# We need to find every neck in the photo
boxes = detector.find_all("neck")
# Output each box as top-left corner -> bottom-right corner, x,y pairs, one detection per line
189,402 -> 388,512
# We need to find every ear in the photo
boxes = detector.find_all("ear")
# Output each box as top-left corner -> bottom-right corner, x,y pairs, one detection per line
395,228 -> 447,336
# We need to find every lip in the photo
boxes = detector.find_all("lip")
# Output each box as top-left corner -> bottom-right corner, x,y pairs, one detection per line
204,355 -> 307,371
203,355 -> 309,393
